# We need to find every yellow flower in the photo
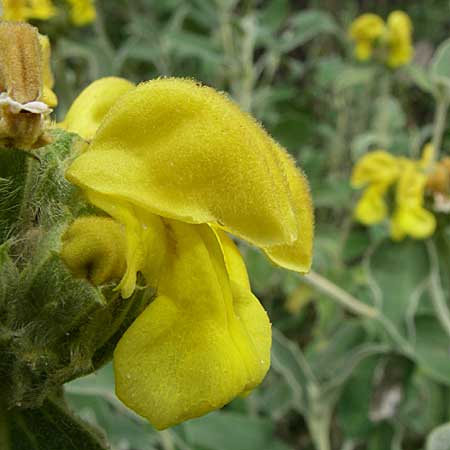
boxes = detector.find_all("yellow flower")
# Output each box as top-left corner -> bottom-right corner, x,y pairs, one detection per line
349,13 -> 385,61
63,78 -> 314,429
349,10 -> 413,68
66,0 -> 95,26
1,0 -> 56,21
385,10 -> 413,68
390,161 -> 435,240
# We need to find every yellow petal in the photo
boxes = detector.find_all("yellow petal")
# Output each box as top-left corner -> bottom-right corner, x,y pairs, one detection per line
386,10 -> 413,68
114,221 -> 271,429
66,78 -> 306,249
38,34 -> 57,107
419,143 -> 434,170
214,229 -> 271,391
1,0 -> 28,21
27,0 -> 56,20
396,164 -> 427,209
349,13 -> 385,41
85,191 -> 167,299
351,150 -> 400,188
59,77 -> 135,140
354,184 -> 388,225
390,207 -> 436,240
67,0 -> 96,26
355,41 -> 373,61
262,150 -> 314,272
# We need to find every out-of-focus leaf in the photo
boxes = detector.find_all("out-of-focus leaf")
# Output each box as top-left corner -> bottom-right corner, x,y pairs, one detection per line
271,328 -> 316,412
337,356 -> 378,438
430,38 -> 450,91
405,64 -> 437,96
426,423 -> 450,450
280,10 -> 337,53
351,133 -> 380,159
368,240 -> 430,327
335,66 -> 375,91
414,316 -> 450,386
259,0 -> 289,34
66,364 -> 160,450
7,399 -> 107,450
342,228 -> 371,262
401,371 -> 446,436
182,411 -> 292,450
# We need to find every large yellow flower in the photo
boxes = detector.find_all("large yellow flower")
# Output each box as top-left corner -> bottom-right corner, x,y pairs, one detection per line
62,78 -> 314,429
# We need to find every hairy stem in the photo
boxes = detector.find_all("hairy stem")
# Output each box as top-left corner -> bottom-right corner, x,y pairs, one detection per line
303,271 -> 378,318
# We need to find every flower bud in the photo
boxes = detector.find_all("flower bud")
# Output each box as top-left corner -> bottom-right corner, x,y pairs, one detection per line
61,216 -> 127,286
0,22 -> 53,149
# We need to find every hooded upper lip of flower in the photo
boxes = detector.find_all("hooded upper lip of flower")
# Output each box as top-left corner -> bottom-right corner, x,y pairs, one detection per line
62,77 -> 314,429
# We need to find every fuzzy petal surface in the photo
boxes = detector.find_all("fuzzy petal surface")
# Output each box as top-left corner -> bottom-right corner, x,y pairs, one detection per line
59,77 -> 134,140
66,78 -> 302,249
114,221 -> 271,429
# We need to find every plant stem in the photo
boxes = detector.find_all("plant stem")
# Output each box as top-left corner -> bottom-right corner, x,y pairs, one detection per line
302,271 -> 378,318
160,430 -> 175,450
431,93 -> 450,159
0,403 -> 9,450
426,239 -> 450,339
302,271 -> 416,356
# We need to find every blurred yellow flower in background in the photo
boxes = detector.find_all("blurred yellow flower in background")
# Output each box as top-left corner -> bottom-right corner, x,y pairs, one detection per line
1,0 -> 55,21
390,162 -> 436,240
66,0 -> 95,26
385,11 -> 414,68
62,78 -> 314,429
351,150 -> 400,225
351,145 -> 436,240
1,0 -> 95,25
349,10 -> 413,68
349,13 -> 385,61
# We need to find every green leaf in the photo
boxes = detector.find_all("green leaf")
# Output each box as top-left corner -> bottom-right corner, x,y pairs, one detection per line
336,356 -> 378,438
405,64 -> 437,96
280,10 -> 337,53
271,328 -> 316,412
368,239 -> 430,327
182,411 -> 292,450
414,316 -> 450,386
3,399 -> 107,450
426,423 -> 450,450
66,364 -> 160,450
400,371 -> 446,436
430,38 -> 450,91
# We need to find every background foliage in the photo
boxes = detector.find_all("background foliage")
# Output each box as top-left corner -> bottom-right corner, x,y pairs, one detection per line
22,0 -> 450,449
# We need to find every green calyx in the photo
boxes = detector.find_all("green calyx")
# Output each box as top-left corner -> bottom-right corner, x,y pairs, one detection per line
0,130 -> 152,416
